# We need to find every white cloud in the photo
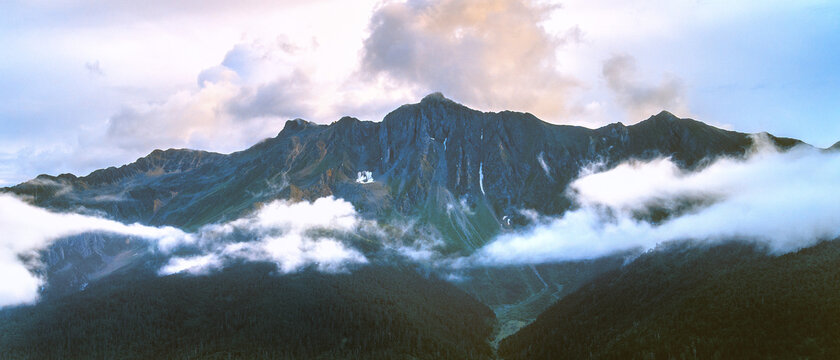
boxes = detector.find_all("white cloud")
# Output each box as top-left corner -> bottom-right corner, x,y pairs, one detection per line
219,234 -> 367,274
398,244 -> 444,263
101,36 -> 322,153
0,194 -> 191,307
0,193 -> 369,306
471,138 -> 840,265
158,254 -> 221,275
206,196 -> 360,235
159,197 -> 368,275
104,80 -> 273,153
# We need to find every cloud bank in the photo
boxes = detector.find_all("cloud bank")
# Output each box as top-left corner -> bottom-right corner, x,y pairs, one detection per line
0,195 -> 369,308
471,138 -> 840,266
159,196 -> 368,275
0,194 -> 190,308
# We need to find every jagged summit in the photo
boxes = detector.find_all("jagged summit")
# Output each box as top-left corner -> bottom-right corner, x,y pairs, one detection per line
334,116 -> 362,125
8,92 -> 802,235
282,118 -> 317,133
420,91 -> 454,103
282,94 -> 680,139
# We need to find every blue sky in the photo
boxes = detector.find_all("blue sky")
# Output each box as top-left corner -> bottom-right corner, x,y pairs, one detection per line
0,0 -> 838,185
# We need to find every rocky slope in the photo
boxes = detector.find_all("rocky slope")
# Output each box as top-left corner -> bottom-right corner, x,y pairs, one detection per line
5,93 -> 798,251
3,93 -> 806,347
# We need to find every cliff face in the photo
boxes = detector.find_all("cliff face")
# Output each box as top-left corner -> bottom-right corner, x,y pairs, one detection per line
8,93 -> 775,250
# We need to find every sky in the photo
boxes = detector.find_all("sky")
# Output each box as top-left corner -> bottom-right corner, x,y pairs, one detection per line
1,0 -> 838,186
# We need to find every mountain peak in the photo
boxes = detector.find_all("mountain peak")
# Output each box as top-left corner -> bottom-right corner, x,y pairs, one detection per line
652,110 -> 679,121
336,116 -> 360,124
634,110 -> 684,130
830,141 -> 840,151
420,92 -> 454,104
383,92 -> 474,127
282,118 -> 316,133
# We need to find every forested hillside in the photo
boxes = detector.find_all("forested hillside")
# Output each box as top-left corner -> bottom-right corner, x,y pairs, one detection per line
0,264 -> 495,360
500,239 -> 840,359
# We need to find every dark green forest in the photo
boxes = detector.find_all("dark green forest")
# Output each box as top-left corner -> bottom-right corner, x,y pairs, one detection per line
6,239 -> 840,359
0,264 -> 495,360
7,239 -> 840,360
499,239 -> 840,360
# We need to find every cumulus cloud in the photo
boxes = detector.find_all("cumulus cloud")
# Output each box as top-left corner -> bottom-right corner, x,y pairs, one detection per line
602,54 -> 688,121
105,39 -> 313,153
0,194 -> 191,308
227,72 -> 314,119
158,197 -> 368,275
106,81 -> 244,152
360,0 -> 579,118
470,137 -> 840,266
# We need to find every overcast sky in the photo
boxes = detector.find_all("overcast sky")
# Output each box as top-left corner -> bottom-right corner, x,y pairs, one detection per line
1,0 -> 838,185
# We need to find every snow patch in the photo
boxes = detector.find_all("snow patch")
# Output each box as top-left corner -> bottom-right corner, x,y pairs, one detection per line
443,137 -> 448,152
356,171 -> 374,184
537,152 -> 552,180
479,162 -> 486,195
